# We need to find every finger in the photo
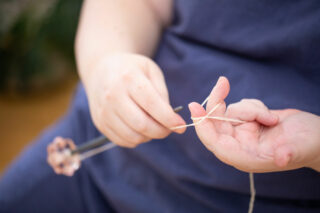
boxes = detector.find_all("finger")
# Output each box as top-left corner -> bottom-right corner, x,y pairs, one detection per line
50,137 -> 62,149
66,139 -> 76,150
129,75 -> 186,134
206,76 -> 230,115
226,100 -> 278,126
247,99 -> 279,125
47,142 -> 56,153
147,63 -> 170,103
55,137 -> 67,150
48,154 -> 63,174
99,122 -> 138,148
103,112 -> 150,146
189,102 -> 218,150
115,97 -> 171,139
206,76 -> 232,134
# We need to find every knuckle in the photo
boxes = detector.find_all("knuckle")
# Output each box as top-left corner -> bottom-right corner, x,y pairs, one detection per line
241,99 -> 265,108
240,98 -> 251,103
239,99 -> 265,110
227,103 -> 237,110
121,70 -> 133,82
226,103 -> 238,114
135,79 -> 148,91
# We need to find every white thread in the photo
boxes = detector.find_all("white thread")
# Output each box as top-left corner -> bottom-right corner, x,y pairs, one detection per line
170,123 -> 198,130
191,116 -> 245,124
201,95 -> 210,106
248,172 -> 255,213
170,103 -> 221,130
79,95 -> 256,213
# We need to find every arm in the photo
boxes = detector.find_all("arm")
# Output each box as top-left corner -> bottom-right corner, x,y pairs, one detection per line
74,0 -> 186,148
75,0 -> 172,84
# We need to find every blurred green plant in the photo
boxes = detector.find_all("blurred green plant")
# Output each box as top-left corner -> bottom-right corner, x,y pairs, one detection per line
0,0 -> 82,93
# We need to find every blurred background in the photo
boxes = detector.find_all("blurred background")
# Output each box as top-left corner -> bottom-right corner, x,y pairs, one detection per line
0,0 -> 83,173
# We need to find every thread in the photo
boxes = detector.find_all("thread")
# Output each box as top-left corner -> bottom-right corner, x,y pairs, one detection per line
78,95 -> 256,212
170,102 -> 221,130
170,96 -> 256,213
192,116 -> 245,124
248,172 -> 255,213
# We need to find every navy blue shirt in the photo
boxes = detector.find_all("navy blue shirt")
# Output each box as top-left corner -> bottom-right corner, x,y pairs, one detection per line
1,1 -> 320,212
84,0 -> 320,208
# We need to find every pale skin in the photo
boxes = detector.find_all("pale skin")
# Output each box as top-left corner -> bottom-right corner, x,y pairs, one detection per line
76,0 -> 186,148
76,1 -> 320,172
189,77 -> 320,173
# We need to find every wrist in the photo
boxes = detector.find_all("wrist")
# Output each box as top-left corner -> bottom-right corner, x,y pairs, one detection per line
309,115 -> 320,172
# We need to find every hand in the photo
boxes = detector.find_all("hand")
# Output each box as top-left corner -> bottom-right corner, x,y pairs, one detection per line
84,53 -> 186,148
189,77 -> 320,172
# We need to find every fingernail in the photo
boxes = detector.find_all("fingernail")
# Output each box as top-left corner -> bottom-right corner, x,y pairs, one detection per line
217,76 -> 226,84
188,102 -> 197,116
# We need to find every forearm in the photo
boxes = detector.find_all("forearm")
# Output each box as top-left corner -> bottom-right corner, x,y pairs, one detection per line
75,0 -> 171,87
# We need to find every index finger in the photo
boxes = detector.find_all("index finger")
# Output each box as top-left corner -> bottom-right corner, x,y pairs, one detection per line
129,75 -> 186,133
206,76 -> 230,115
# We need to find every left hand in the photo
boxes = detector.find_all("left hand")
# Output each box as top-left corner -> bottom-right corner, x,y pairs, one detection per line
189,77 -> 320,173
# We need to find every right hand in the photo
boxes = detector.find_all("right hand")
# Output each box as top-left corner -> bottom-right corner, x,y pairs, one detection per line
84,53 -> 186,148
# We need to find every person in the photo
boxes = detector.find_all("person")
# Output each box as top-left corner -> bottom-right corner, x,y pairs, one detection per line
1,0 -> 319,212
